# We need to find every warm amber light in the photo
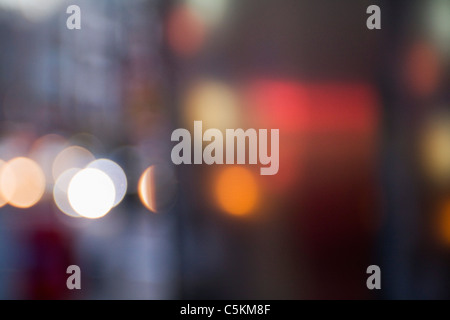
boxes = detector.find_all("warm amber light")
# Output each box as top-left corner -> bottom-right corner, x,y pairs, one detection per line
138,166 -> 157,212
52,146 -> 95,181
138,165 -> 177,213
420,114 -> 450,184
0,160 -> 8,208
183,80 -> 241,133
0,157 -> 46,208
437,200 -> 450,246
214,166 -> 259,216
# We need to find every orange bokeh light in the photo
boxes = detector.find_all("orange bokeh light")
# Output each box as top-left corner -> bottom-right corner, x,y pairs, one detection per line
436,200 -> 450,246
0,160 -> 8,208
0,157 -> 46,208
138,166 -> 157,213
214,166 -> 259,216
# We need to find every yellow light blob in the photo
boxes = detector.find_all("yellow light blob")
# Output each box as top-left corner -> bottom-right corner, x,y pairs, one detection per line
214,166 -> 259,216
420,115 -> 450,184
183,80 -> 241,133
0,157 -> 46,208
187,0 -> 229,29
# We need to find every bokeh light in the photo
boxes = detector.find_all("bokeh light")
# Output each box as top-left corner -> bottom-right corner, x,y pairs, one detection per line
403,39 -> 441,97
138,165 -> 177,213
52,146 -> 95,182
0,157 -> 45,208
53,168 -> 82,218
183,80 -> 241,133
87,159 -> 127,207
214,166 -> 259,216
139,166 -> 156,212
0,159 -> 9,208
187,0 -> 229,29
1,0 -> 449,301
436,199 -> 450,246
420,113 -> 450,184
68,168 -> 116,219
425,0 -> 450,56
167,4 -> 206,57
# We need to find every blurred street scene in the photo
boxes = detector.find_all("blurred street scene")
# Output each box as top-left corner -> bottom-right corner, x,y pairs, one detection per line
0,0 -> 449,299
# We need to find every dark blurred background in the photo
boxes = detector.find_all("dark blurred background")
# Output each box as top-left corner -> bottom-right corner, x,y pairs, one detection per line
0,0 -> 449,299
